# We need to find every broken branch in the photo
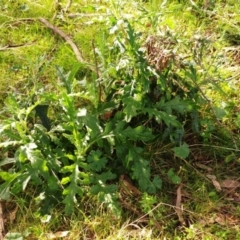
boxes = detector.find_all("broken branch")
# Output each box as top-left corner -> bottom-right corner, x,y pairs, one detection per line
175,183 -> 186,225
0,40 -> 36,51
38,17 -> 84,63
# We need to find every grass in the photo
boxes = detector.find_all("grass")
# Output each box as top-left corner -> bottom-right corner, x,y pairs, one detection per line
1,0 -> 240,239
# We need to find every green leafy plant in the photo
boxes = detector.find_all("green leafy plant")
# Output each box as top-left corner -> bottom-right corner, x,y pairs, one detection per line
0,16 -> 219,215
167,168 -> 181,185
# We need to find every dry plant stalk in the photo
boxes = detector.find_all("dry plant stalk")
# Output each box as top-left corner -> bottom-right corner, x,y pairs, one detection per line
175,183 -> 186,225
145,35 -> 174,72
0,40 -> 36,51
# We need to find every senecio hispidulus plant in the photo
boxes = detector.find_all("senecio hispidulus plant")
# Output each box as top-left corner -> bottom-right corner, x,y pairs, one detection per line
0,17 -> 216,215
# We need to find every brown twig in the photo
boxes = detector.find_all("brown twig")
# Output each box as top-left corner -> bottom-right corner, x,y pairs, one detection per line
38,17 -> 96,73
0,18 -> 35,28
2,17 -> 96,73
175,183 -> 186,225
38,17 -> 84,63
0,40 -> 36,51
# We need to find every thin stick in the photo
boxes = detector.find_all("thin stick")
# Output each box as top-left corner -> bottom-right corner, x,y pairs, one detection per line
38,17 -> 96,73
38,17 -> 84,63
175,183 -> 186,225
1,17 -> 96,73
0,40 -> 36,51
0,18 -> 34,28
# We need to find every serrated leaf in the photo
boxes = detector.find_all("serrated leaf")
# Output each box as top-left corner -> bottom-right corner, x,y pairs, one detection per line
0,123 -> 22,141
143,108 -> 180,127
90,183 -> 118,195
152,176 -> 162,191
121,126 -> 154,141
4,93 -> 19,110
79,172 -> 91,184
134,158 -> 150,192
167,168 -> 181,184
65,154 -> 76,161
83,114 -> 102,138
62,133 -> 75,145
21,147 -> 49,178
87,150 -> 107,172
47,175 -> 60,190
0,140 -> 23,148
126,21 -> 138,49
61,177 -> 70,185
173,142 -> 190,159
123,97 -> 141,122
63,182 -> 83,215
4,232 -> 23,240
116,143 -> 128,160
0,172 -> 18,181
60,165 -> 75,173
60,92 -> 77,119
35,105 -> 51,131
96,171 -> 116,183
157,96 -> 190,114
56,66 -> 71,94
128,146 -> 151,192
171,174 -> 181,184
90,184 -> 101,195
0,182 -> 11,200
62,165 -> 83,214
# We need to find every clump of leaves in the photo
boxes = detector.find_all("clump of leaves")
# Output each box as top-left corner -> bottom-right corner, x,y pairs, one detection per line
0,18 -> 217,215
